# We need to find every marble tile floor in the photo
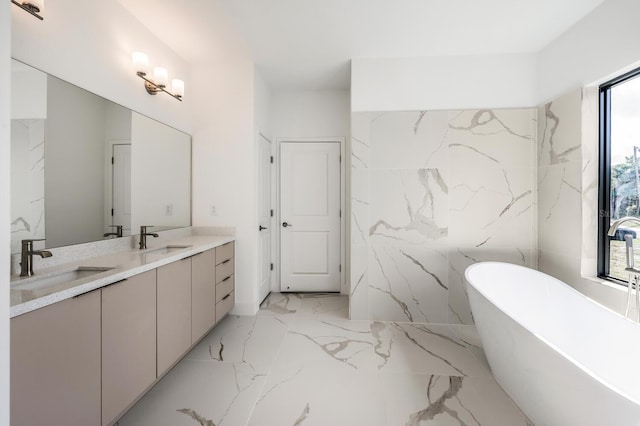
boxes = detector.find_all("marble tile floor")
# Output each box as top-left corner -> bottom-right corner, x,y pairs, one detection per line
117,293 -> 533,426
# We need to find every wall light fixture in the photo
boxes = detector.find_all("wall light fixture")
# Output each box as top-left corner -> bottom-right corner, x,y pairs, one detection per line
11,0 -> 44,20
133,52 -> 184,102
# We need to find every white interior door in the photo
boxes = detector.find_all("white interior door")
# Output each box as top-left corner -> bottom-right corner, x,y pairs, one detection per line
280,142 -> 341,292
258,134 -> 272,304
112,144 -> 131,235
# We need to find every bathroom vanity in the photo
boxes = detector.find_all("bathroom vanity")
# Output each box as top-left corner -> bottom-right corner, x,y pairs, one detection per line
9,234 -> 235,426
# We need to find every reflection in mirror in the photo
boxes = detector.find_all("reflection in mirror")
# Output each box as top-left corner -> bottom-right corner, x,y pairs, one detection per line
131,112 -> 191,233
10,59 -> 192,254
46,73 -> 132,249
11,61 -> 47,253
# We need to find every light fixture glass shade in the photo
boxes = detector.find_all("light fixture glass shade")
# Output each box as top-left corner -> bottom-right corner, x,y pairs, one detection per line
154,67 -> 168,87
24,0 -> 44,12
171,79 -> 184,97
132,52 -> 149,74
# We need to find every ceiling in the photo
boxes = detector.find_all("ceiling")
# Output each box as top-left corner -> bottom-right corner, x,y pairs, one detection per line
118,0 -> 606,91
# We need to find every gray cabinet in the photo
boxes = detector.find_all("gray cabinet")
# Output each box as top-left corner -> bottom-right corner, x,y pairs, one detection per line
157,258 -> 192,376
215,242 -> 235,323
11,290 -> 101,426
10,240 -> 234,426
102,270 -> 157,426
191,249 -> 216,343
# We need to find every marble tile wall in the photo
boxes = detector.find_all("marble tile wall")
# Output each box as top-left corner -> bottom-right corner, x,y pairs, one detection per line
536,89 -> 590,285
351,109 -> 538,323
10,119 -> 45,254
535,88 -> 621,316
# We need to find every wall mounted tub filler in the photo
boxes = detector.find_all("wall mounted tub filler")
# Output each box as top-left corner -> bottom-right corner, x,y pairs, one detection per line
608,216 -> 640,321
20,238 -> 52,277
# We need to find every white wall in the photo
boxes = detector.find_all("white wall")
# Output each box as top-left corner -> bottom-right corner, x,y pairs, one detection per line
271,91 -> 350,137
190,52 -> 258,315
11,0 -> 192,133
538,0 -> 640,103
351,54 -> 538,112
255,70 -> 272,140
1,2 -> 10,423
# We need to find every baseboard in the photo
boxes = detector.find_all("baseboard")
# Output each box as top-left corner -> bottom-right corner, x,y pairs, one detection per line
230,301 -> 258,316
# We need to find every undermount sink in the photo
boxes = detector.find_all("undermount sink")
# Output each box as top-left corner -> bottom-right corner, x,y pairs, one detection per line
143,245 -> 192,255
12,266 -> 115,291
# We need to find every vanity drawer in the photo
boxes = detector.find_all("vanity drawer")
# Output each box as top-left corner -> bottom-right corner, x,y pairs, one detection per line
216,275 -> 234,303
216,291 -> 234,322
215,258 -> 234,284
215,242 -> 234,265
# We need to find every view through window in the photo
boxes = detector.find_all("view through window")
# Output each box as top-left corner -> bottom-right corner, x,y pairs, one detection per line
600,69 -> 640,282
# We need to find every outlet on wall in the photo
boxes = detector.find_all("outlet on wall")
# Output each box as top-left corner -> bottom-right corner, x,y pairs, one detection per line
210,205 -> 217,216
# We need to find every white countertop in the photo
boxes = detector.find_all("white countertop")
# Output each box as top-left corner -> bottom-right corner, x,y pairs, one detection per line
10,235 -> 235,318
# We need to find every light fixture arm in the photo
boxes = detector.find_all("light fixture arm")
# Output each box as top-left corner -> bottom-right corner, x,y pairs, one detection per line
136,71 -> 183,101
11,0 -> 44,20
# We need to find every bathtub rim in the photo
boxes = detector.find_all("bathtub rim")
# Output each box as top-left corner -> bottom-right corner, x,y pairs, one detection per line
465,261 -> 640,408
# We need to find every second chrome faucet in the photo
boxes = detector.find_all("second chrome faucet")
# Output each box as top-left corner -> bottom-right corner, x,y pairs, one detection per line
139,225 -> 159,250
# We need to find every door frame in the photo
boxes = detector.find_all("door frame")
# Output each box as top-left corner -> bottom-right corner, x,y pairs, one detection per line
257,132 -> 274,305
104,139 -> 131,235
275,137 -> 346,294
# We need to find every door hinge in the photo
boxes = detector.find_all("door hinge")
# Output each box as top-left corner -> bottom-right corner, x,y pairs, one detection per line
339,154 -> 342,162
270,156 -> 274,164
270,209 -> 274,217
270,263 -> 274,271
111,156 -> 114,165
339,264 -> 342,272
111,208 -> 114,216
339,209 -> 341,218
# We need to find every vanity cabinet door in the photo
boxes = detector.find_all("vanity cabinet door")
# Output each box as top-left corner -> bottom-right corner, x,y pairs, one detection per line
191,249 -> 216,343
11,290 -> 101,426
157,257 -> 192,376
102,270 -> 157,426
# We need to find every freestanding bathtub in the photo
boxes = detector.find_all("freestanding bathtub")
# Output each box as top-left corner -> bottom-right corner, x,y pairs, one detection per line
465,262 -> 640,426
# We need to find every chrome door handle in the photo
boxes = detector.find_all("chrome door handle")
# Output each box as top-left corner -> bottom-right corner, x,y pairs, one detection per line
259,225 -> 268,231
282,222 -> 293,228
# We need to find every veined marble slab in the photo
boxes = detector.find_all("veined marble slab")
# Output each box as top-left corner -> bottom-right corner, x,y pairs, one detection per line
380,373 -> 533,425
116,293 -> 531,426
351,108 -> 537,324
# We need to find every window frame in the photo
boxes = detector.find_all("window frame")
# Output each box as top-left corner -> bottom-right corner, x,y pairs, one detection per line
597,66 -> 640,284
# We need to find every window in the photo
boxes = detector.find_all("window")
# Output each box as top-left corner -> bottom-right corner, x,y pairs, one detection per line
599,67 -> 640,283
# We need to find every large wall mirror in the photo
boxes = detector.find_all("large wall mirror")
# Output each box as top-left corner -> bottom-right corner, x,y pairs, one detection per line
10,59 -> 192,254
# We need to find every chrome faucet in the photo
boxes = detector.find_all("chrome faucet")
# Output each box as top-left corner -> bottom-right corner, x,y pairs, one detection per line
103,225 -> 123,238
608,216 -> 640,320
608,216 -> 640,269
20,239 -> 53,277
139,225 -> 159,250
